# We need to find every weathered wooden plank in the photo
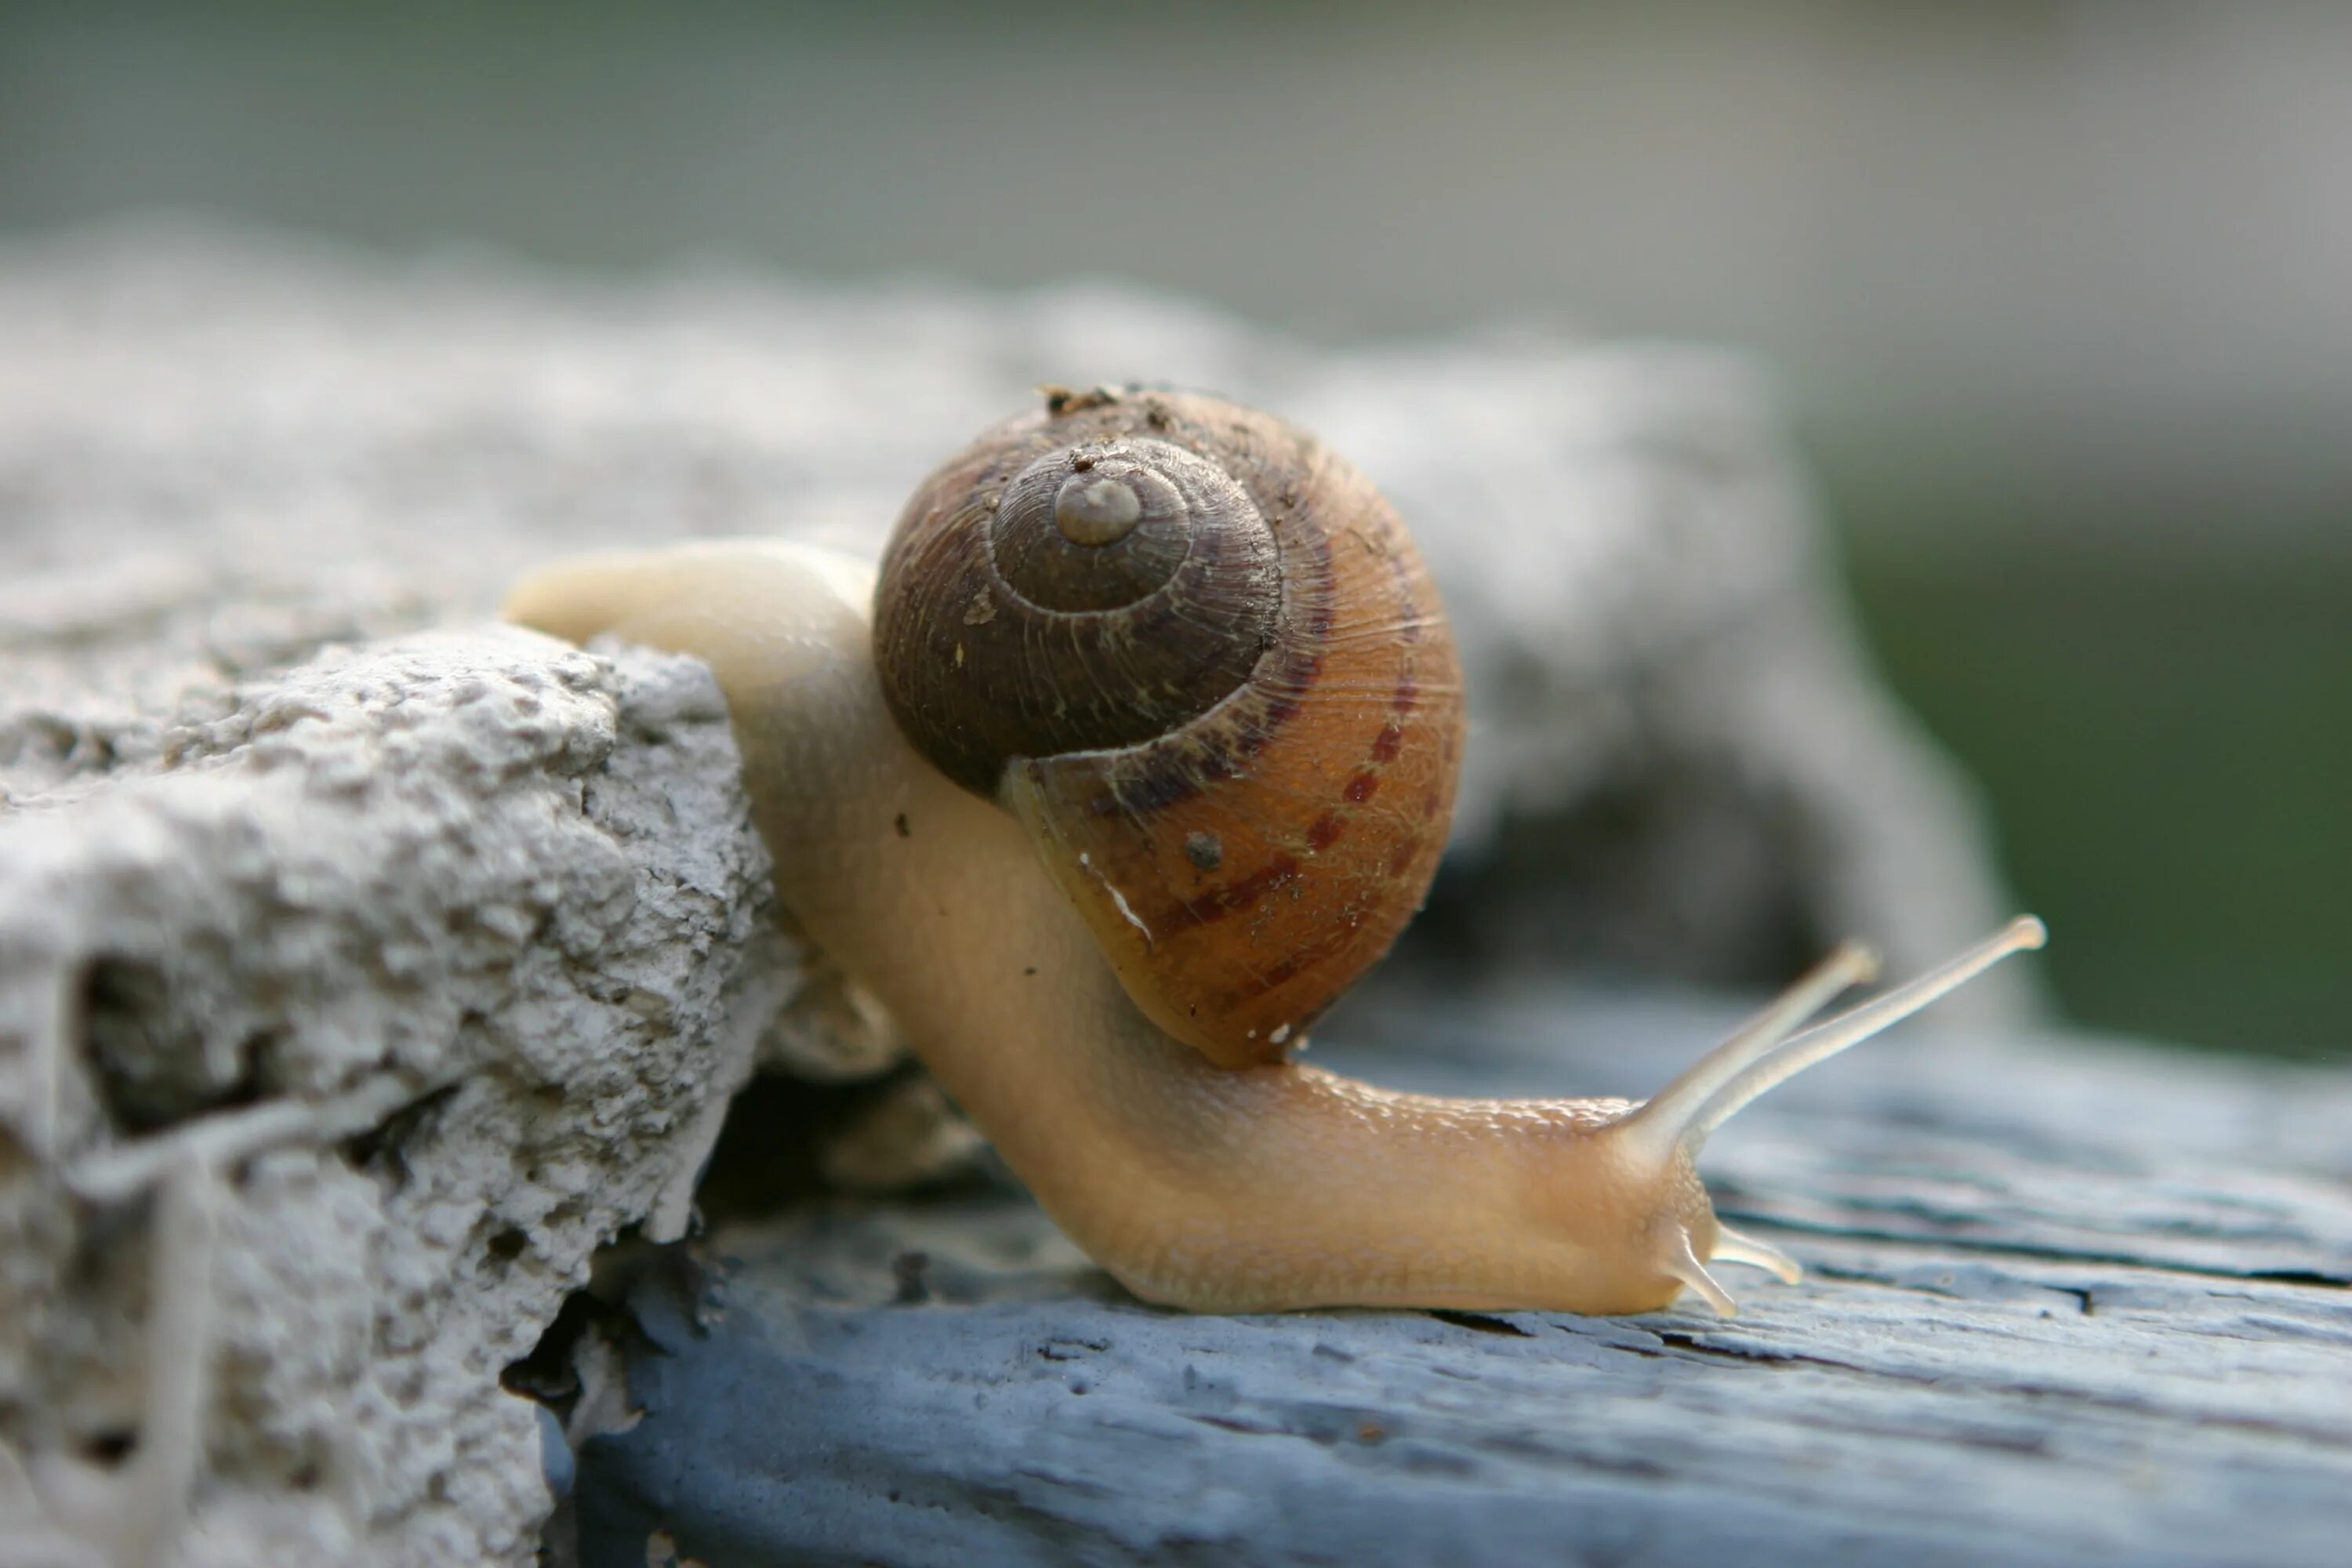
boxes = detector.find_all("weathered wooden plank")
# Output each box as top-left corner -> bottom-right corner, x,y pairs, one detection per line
573,990 -> 2352,1566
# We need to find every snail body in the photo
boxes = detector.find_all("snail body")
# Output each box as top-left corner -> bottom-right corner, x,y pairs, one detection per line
506,387 -> 2042,1316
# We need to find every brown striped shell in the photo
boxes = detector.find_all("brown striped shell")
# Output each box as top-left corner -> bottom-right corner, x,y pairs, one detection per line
873,387 -> 1465,1069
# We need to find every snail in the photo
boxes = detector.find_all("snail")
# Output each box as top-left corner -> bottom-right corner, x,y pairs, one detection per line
505,385 -> 2042,1317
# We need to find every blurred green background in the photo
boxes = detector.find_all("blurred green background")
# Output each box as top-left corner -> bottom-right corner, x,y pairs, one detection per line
4,1 -> 2343,1056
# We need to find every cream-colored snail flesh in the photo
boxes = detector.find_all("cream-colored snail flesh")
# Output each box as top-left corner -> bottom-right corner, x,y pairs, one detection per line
505,386 -> 2043,1316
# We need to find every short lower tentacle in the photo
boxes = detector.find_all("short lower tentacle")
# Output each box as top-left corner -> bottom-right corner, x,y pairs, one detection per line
1711,1223 -> 1804,1284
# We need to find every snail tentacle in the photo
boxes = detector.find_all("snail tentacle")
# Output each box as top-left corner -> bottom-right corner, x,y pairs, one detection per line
1605,941 -> 1882,1175
1624,916 -> 2049,1163
1709,1224 -> 1806,1285
1659,1222 -> 1740,1319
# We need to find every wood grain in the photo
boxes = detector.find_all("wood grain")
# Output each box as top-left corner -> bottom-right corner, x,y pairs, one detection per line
574,987 -> 2352,1566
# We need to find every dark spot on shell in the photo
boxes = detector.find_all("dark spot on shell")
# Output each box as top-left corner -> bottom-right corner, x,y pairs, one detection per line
1184,831 -> 1225,871
1393,678 -> 1419,713
894,813 -> 912,838
1370,720 -> 1404,763
1024,967 -> 1037,977
1344,771 -> 1381,804
1307,813 -> 1344,851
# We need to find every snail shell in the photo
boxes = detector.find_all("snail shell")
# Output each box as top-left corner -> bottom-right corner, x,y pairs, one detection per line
873,387 -> 1465,1069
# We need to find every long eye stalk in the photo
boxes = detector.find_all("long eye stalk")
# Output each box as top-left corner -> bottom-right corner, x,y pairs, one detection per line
1615,916 -> 2047,1171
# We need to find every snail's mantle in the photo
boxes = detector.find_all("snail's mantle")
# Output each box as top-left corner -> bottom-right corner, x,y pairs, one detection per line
2,223 -> 2343,1567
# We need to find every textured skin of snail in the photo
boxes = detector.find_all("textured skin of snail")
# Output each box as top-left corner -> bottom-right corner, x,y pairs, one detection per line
505,389 -> 2042,1316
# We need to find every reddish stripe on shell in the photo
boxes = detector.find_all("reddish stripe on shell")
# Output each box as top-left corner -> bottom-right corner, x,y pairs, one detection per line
1159,853 -> 1303,931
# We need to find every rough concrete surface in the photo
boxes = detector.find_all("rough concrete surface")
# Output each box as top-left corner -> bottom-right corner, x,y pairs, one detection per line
2,221 -> 2035,1566
1,631 -> 790,1566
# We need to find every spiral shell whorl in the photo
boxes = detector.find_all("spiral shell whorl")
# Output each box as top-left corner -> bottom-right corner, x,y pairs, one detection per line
876,387 -> 1465,1068
990,437 -> 1243,608
875,397 -> 1282,796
